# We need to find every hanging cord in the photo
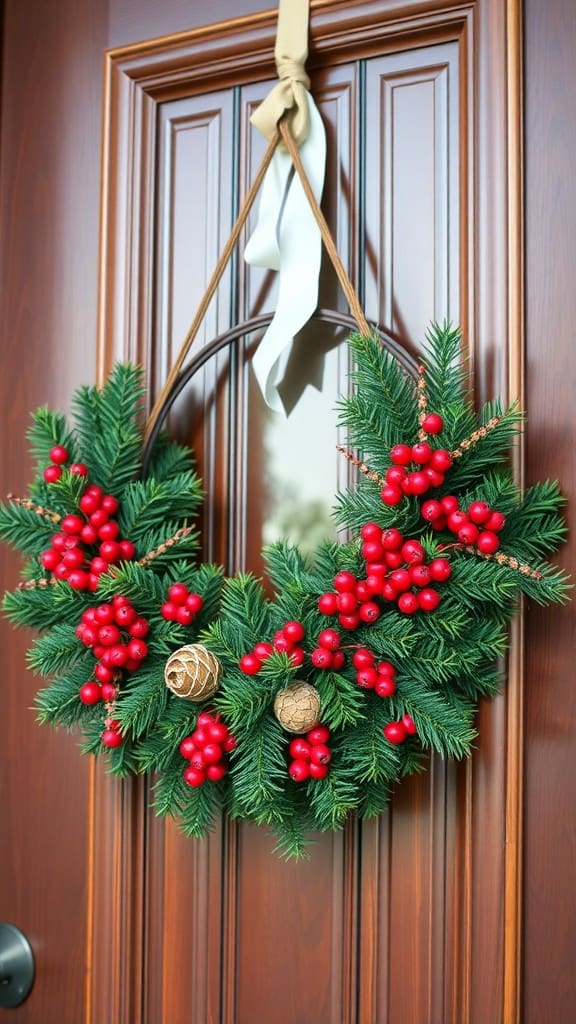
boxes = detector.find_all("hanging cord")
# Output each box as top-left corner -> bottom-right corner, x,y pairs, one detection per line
143,115 -> 370,447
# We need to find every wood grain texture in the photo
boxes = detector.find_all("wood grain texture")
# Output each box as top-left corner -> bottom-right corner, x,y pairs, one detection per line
523,0 -> 576,1020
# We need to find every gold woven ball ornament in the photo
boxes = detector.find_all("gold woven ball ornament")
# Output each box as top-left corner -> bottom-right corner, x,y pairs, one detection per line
273,681 -> 321,733
164,644 -> 222,701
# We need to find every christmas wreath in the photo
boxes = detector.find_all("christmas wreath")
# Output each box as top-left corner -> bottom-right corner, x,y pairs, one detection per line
0,323 -> 569,857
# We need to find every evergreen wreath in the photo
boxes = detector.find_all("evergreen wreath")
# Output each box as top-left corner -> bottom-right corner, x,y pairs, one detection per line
0,324 -> 569,857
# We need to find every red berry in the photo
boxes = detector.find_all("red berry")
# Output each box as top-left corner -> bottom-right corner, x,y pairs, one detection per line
352,648 -> 375,669
53,563 -> 70,581
114,603 -> 136,628
80,625 -> 98,647
309,762 -> 329,780
196,710 -> 215,727
457,522 -> 480,545
289,738 -> 312,760
205,722 -> 227,746
390,569 -> 411,592
375,676 -> 396,698
334,571 -> 357,593
183,766 -> 206,787
250,642 -> 271,661
356,667 -> 377,689
307,725 -> 330,745
52,533 -> 68,551
376,659 -> 396,675
421,499 -> 443,522
398,592 -> 419,614
311,647 -> 334,669
102,728 -> 123,749
406,471 -> 430,495
429,449 -> 452,472
381,528 -> 404,551
161,601 -> 178,621
95,603 -> 115,625
410,564 -> 431,587
101,495 -> 119,515
402,539 -> 426,564
175,606 -> 195,626
79,493 -> 101,516
385,465 -> 407,486
223,735 -> 238,753
383,721 -> 407,744
318,592 -> 338,615
310,744 -> 331,766
337,592 -> 358,614
468,500 -> 491,525
318,628 -> 341,651
447,510 -> 470,534
381,581 -> 398,602
191,728 -> 209,748
485,511 -> 506,533
127,639 -> 147,662
273,635 -> 293,654
428,558 -> 452,582
90,556 -> 109,576
384,550 -> 403,569
44,465 -> 62,483
61,514 -> 84,536
86,484 -> 103,499
359,601 -> 380,623
418,588 -> 441,612
425,467 -> 445,488
284,620 -> 305,643
290,647 -> 305,667
201,743 -> 223,765
69,463 -> 88,477
93,644 -> 106,660
289,759 -> 310,782
380,484 -> 403,506
365,575 -> 384,595
90,510 -> 109,529
338,612 -> 360,630
49,444 -> 69,465
422,413 -> 444,435
99,540 -> 121,564
361,522 -> 383,541
99,521 -> 120,541
179,736 -> 197,759
366,561 -> 387,577
169,583 -> 188,605
477,531 -> 500,553
99,624 -> 121,647
206,764 -> 227,782
80,524 -> 99,545
332,650 -> 346,671
95,663 -> 114,684
411,441 -> 432,464
362,540 -> 384,562
108,644 -> 129,667
402,713 -> 418,735
356,581 -> 376,602
185,593 -> 203,614
129,614 -> 148,638
79,681 -> 102,705
390,444 -> 412,466
119,540 -> 136,561
188,751 -> 205,771
41,549 -> 61,571
239,653 -> 262,675
440,495 -> 459,515
68,569 -> 89,590
101,682 -> 118,701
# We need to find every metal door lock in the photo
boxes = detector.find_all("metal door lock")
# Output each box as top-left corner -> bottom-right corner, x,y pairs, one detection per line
0,923 -> 35,1008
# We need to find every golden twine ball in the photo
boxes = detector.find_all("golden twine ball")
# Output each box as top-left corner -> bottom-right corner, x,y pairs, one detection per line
164,644 -> 222,701
273,681 -> 321,734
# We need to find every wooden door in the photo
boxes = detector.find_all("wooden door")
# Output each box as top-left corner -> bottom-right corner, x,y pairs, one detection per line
1,2 -> 575,1023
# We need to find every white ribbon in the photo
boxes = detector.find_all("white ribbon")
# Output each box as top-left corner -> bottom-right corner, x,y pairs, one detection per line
244,93 -> 326,413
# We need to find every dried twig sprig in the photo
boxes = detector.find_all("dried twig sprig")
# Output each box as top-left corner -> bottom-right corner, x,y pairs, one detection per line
415,364 -> 429,441
137,526 -> 195,569
336,446 -> 385,486
450,416 -> 501,460
7,494 -> 61,524
460,543 -> 542,579
17,576 -> 58,591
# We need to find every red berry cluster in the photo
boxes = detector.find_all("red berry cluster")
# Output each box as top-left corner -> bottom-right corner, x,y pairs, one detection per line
421,495 -> 505,553
43,444 -> 88,483
352,647 -> 397,697
161,583 -> 204,626
76,597 -> 149,701
383,714 -> 417,744
380,422 -> 452,507
179,710 -> 237,787
310,628 -> 346,671
288,725 -> 332,782
239,620 -> 305,675
40,483 -> 136,591
317,570 -> 382,631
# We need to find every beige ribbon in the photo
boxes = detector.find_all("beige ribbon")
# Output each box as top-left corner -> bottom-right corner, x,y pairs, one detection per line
251,0 -> 311,145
